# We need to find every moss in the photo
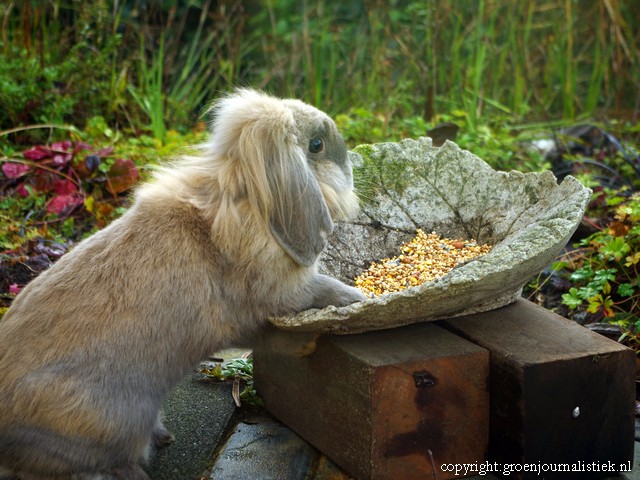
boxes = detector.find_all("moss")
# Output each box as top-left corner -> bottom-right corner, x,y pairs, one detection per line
353,143 -> 376,159
351,144 -> 380,205
352,142 -> 414,205
524,183 -> 540,205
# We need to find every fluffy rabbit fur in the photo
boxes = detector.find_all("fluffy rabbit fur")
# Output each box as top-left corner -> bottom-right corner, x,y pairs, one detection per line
0,89 -> 365,479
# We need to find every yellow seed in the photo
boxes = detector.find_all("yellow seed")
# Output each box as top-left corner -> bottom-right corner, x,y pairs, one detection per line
354,229 -> 492,297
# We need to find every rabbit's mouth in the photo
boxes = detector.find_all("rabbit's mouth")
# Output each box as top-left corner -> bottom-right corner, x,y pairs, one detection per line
319,182 -> 360,222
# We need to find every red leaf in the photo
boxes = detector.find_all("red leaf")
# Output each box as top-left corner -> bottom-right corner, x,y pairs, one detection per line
46,194 -> 84,215
107,158 -> 139,195
16,183 -> 29,197
51,140 -> 72,151
2,162 -> 31,178
23,146 -> 51,161
53,179 -> 78,195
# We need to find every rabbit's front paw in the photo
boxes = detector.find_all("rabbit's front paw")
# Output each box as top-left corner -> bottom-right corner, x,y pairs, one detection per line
333,285 -> 367,307
310,275 -> 367,308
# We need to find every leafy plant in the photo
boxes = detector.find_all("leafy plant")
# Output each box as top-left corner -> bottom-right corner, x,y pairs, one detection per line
336,108 -> 429,146
200,357 -> 263,408
129,35 -> 166,142
556,190 -> 640,350
0,139 -> 139,250
0,2 -> 128,138
0,45 -> 76,132
337,108 -> 552,174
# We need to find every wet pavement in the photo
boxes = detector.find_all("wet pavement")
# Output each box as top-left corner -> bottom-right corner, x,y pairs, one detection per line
146,350 -> 640,480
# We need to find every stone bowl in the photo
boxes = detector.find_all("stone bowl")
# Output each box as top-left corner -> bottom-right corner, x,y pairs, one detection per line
270,137 -> 591,334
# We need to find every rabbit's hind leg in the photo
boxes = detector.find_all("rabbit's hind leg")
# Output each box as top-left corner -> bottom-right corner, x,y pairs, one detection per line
0,466 -> 18,480
79,464 -> 149,480
1,425 -> 152,480
150,414 -> 174,449
0,465 -> 148,480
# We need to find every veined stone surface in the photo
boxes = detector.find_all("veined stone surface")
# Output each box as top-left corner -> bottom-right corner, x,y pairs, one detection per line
270,137 -> 591,334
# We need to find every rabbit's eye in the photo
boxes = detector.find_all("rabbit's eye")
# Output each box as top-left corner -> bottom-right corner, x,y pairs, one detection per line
309,137 -> 324,154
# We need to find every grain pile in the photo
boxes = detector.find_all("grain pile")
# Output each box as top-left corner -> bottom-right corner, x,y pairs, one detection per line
354,229 -> 492,297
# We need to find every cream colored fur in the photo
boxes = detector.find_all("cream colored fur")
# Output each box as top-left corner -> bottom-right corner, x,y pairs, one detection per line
0,89 -> 365,479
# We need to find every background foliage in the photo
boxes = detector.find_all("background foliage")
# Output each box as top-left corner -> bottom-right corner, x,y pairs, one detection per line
2,0 -> 640,341
2,0 -> 638,143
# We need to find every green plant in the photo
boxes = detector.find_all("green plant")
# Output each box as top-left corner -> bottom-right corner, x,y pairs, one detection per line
163,2 -> 231,128
129,0 -> 248,135
3,0 -> 639,139
200,357 -> 263,408
0,2 -> 129,137
129,35 -> 166,142
337,107 -> 552,174
335,108 -> 429,146
557,190 -> 640,350
0,45 -> 75,130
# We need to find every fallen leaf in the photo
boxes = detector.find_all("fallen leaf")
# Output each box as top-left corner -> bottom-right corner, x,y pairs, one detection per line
32,170 -> 58,193
608,221 -> 630,237
232,378 -> 241,407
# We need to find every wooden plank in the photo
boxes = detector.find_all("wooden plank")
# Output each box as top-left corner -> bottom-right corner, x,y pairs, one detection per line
253,323 -> 490,480
441,298 -> 635,479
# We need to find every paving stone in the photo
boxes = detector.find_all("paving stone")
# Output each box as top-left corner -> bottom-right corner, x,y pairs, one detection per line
209,413 -> 319,480
145,372 -> 237,480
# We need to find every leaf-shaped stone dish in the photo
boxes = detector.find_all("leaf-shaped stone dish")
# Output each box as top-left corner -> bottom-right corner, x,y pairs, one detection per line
270,137 -> 591,334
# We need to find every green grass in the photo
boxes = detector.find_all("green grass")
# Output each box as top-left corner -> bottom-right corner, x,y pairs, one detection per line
3,0 -> 638,141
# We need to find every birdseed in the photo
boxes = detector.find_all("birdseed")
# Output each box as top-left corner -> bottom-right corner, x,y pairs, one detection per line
354,229 -> 492,297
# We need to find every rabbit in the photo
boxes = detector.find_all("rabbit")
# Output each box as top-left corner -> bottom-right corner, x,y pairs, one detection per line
0,88 -> 366,480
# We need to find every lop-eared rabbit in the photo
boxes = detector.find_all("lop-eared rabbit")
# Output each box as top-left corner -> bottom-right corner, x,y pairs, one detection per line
0,89 -> 365,479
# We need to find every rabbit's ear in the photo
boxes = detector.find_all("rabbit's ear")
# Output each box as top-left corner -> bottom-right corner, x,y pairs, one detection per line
228,90 -> 333,266
269,158 -> 334,267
